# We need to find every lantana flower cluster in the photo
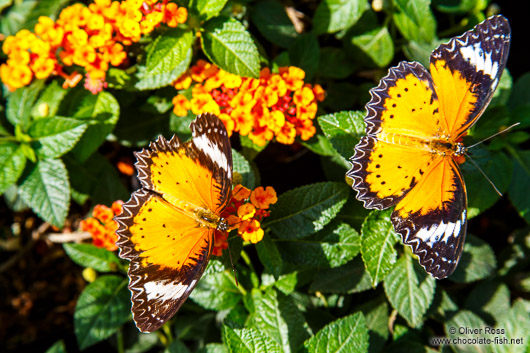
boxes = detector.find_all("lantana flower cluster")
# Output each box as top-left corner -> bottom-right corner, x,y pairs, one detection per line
172,60 -> 326,146
80,201 -> 123,251
1,0 -> 187,93
213,185 -> 278,256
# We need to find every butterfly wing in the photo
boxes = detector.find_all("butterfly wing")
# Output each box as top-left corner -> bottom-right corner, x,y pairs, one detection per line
116,190 -> 214,332
348,61 -> 443,210
391,157 -> 467,278
430,15 -> 511,137
116,113 -> 232,332
347,61 -> 467,279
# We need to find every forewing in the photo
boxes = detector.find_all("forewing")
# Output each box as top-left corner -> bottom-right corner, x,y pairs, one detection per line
392,159 -> 467,279
115,189 -> 213,332
189,112 -> 233,213
135,113 -> 232,213
348,62 -> 443,209
430,15 -> 511,137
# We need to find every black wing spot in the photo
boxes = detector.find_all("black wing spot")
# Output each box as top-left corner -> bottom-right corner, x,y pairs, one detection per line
397,165 -> 402,169
404,87 -> 409,92
381,181 -> 386,185
378,154 -> 383,158
376,174 -> 381,178
376,164 -> 380,168
390,114 -> 394,119
412,108 -> 416,112
397,94 -> 401,97
392,103 -> 397,108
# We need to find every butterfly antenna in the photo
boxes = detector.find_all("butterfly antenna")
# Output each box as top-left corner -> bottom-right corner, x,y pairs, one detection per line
463,152 -> 503,197
467,122 -> 520,149
226,240 -> 238,287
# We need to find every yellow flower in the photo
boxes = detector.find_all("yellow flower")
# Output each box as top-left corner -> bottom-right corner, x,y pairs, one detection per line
238,203 -> 256,221
31,57 -> 55,79
172,94 -> 190,117
239,219 -> 264,244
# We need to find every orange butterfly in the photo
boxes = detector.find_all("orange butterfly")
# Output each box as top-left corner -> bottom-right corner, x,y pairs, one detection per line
347,16 -> 511,279
115,113 -> 232,332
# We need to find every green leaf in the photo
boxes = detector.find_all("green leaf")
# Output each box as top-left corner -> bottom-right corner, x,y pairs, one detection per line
166,340 -> 192,353
67,91 -> 120,162
492,299 -> 530,353
19,158 -> 70,227
313,0 -> 367,34
74,275 -> 131,350
0,0 -> 68,35
277,221 -> 361,269
463,148 -> 512,218
192,0 -> 228,20
202,17 -> 260,78
28,117 -> 87,158
189,270 -> 242,311
6,80 -> 44,130
444,310 -> 493,353
31,80 -> 68,118
360,210 -> 400,286
250,0 -> 297,48
402,40 -> 440,67
304,312 -> 369,353
508,72 -> 530,111
0,143 -> 26,195
348,26 -> 394,68
357,298 -> 389,353
309,257 -> 372,294
63,243 -> 121,273
223,326 -> 282,353
266,182 -> 350,239
232,149 -> 257,189
65,152 -> 129,206
464,280 -> 510,324
288,33 -> 320,80
45,340 -> 67,353
433,0 -> 478,13
249,288 -> 309,353
317,47 -> 356,79
199,343 -> 229,353
508,150 -> 530,223
384,254 -> 436,328
135,28 -> 193,90
318,111 -> 365,161
392,0 -> 436,43
256,235 -> 283,278
450,234 -> 496,283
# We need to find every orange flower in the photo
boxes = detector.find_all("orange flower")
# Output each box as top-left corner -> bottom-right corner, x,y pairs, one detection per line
93,205 -> 114,224
81,201 -> 123,251
174,73 -> 192,90
164,2 -> 187,27
117,157 -> 135,176
172,94 -> 191,116
111,200 -> 124,215
237,203 -> 256,221
30,57 -> 55,79
232,184 -> 251,200
171,62 -> 324,145
212,230 -> 229,256
239,219 -> 264,243
250,186 -> 277,209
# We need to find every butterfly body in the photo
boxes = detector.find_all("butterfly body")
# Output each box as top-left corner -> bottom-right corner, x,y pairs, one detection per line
116,113 -> 232,332
347,16 -> 511,279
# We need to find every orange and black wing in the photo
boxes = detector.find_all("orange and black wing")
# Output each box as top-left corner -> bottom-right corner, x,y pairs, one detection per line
116,113 -> 232,332
348,61 -> 443,210
347,62 -> 467,279
391,158 -> 467,279
430,15 -> 511,137
115,190 -> 214,332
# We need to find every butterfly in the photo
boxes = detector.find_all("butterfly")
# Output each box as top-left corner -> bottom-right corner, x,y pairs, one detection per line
115,113 -> 233,332
346,16 -> 511,279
